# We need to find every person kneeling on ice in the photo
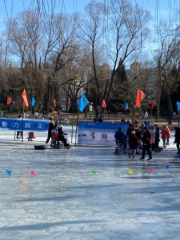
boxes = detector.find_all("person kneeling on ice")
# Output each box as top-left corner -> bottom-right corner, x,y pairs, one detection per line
128,131 -> 138,158
57,125 -> 70,149
139,127 -> 152,160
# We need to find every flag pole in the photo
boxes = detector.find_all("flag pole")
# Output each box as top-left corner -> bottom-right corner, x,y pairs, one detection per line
22,105 -> 24,142
75,94 -> 88,145
71,114 -> 74,143
75,109 -> 79,146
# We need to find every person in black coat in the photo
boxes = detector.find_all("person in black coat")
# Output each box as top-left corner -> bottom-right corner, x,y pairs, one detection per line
174,127 -> 180,153
57,126 -> 70,148
115,127 -> 126,150
128,131 -> 138,158
154,124 -> 160,151
17,115 -> 23,139
98,115 -> 103,122
134,126 -> 142,154
139,127 -> 152,160
46,117 -> 55,144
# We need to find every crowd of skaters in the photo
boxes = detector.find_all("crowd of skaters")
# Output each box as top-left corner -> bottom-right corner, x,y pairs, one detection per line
115,119 -> 180,160
45,115 -> 180,155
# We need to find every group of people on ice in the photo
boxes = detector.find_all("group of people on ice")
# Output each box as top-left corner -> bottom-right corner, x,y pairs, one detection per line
46,117 -> 70,149
114,120 -> 175,160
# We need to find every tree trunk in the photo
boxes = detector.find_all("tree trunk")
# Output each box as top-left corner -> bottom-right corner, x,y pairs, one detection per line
167,94 -> 173,124
156,99 -> 160,120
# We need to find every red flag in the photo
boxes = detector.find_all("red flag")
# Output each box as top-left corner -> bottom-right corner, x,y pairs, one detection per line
7,97 -> 11,105
53,99 -> 56,107
136,89 -> 146,107
102,99 -> 107,108
21,89 -> 28,107
151,102 -> 155,110
68,98 -> 71,105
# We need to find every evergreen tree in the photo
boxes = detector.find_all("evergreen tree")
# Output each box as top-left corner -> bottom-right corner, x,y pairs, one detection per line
116,59 -> 127,83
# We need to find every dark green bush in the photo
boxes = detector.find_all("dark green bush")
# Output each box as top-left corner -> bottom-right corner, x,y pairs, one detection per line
107,103 -> 119,113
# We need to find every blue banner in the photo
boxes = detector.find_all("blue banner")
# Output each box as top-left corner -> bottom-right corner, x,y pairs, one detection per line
0,118 -> 49,131
78,121 -> 129,146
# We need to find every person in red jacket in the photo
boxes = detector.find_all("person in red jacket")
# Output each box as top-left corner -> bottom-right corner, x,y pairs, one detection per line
161,125 -> 171,147
51,127 -> 59,148
139,127 -> 152,160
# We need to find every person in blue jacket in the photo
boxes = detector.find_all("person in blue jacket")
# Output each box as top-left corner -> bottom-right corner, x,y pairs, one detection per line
115,127 -> 126,150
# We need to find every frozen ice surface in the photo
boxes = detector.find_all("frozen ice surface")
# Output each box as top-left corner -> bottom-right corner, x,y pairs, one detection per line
0,128 -> 180,239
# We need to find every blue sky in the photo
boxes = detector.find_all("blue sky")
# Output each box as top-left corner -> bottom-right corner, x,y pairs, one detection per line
0,0 -> 175,26
0,0 -> 176,64
0,0 -> 177,54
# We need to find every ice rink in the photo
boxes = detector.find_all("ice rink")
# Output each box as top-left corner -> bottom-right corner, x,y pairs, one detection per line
0,127 -> 180,240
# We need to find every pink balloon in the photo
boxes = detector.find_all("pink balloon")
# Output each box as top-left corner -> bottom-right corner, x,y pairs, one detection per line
30,170 -> 36,176
148,167 -> 154,174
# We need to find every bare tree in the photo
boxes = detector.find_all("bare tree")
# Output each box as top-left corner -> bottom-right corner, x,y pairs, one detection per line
57,45 -> 92,112
105,0 -> 151,101
78,1 -> 106,115
6,4 -> 79,113
154,21 -> 180,122
79,0 -> 150,115
0,0 -> 152,115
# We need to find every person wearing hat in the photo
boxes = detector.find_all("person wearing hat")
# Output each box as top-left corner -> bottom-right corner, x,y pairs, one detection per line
128,131 -> 138,158
139,127 -> 152,160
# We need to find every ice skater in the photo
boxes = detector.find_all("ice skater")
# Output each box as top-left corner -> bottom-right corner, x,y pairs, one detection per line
139,127 -> 152,160
45,117 -> 55,144
174,127 -> 180,154
128,131 -> 138,158
161,125 -> 171,148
